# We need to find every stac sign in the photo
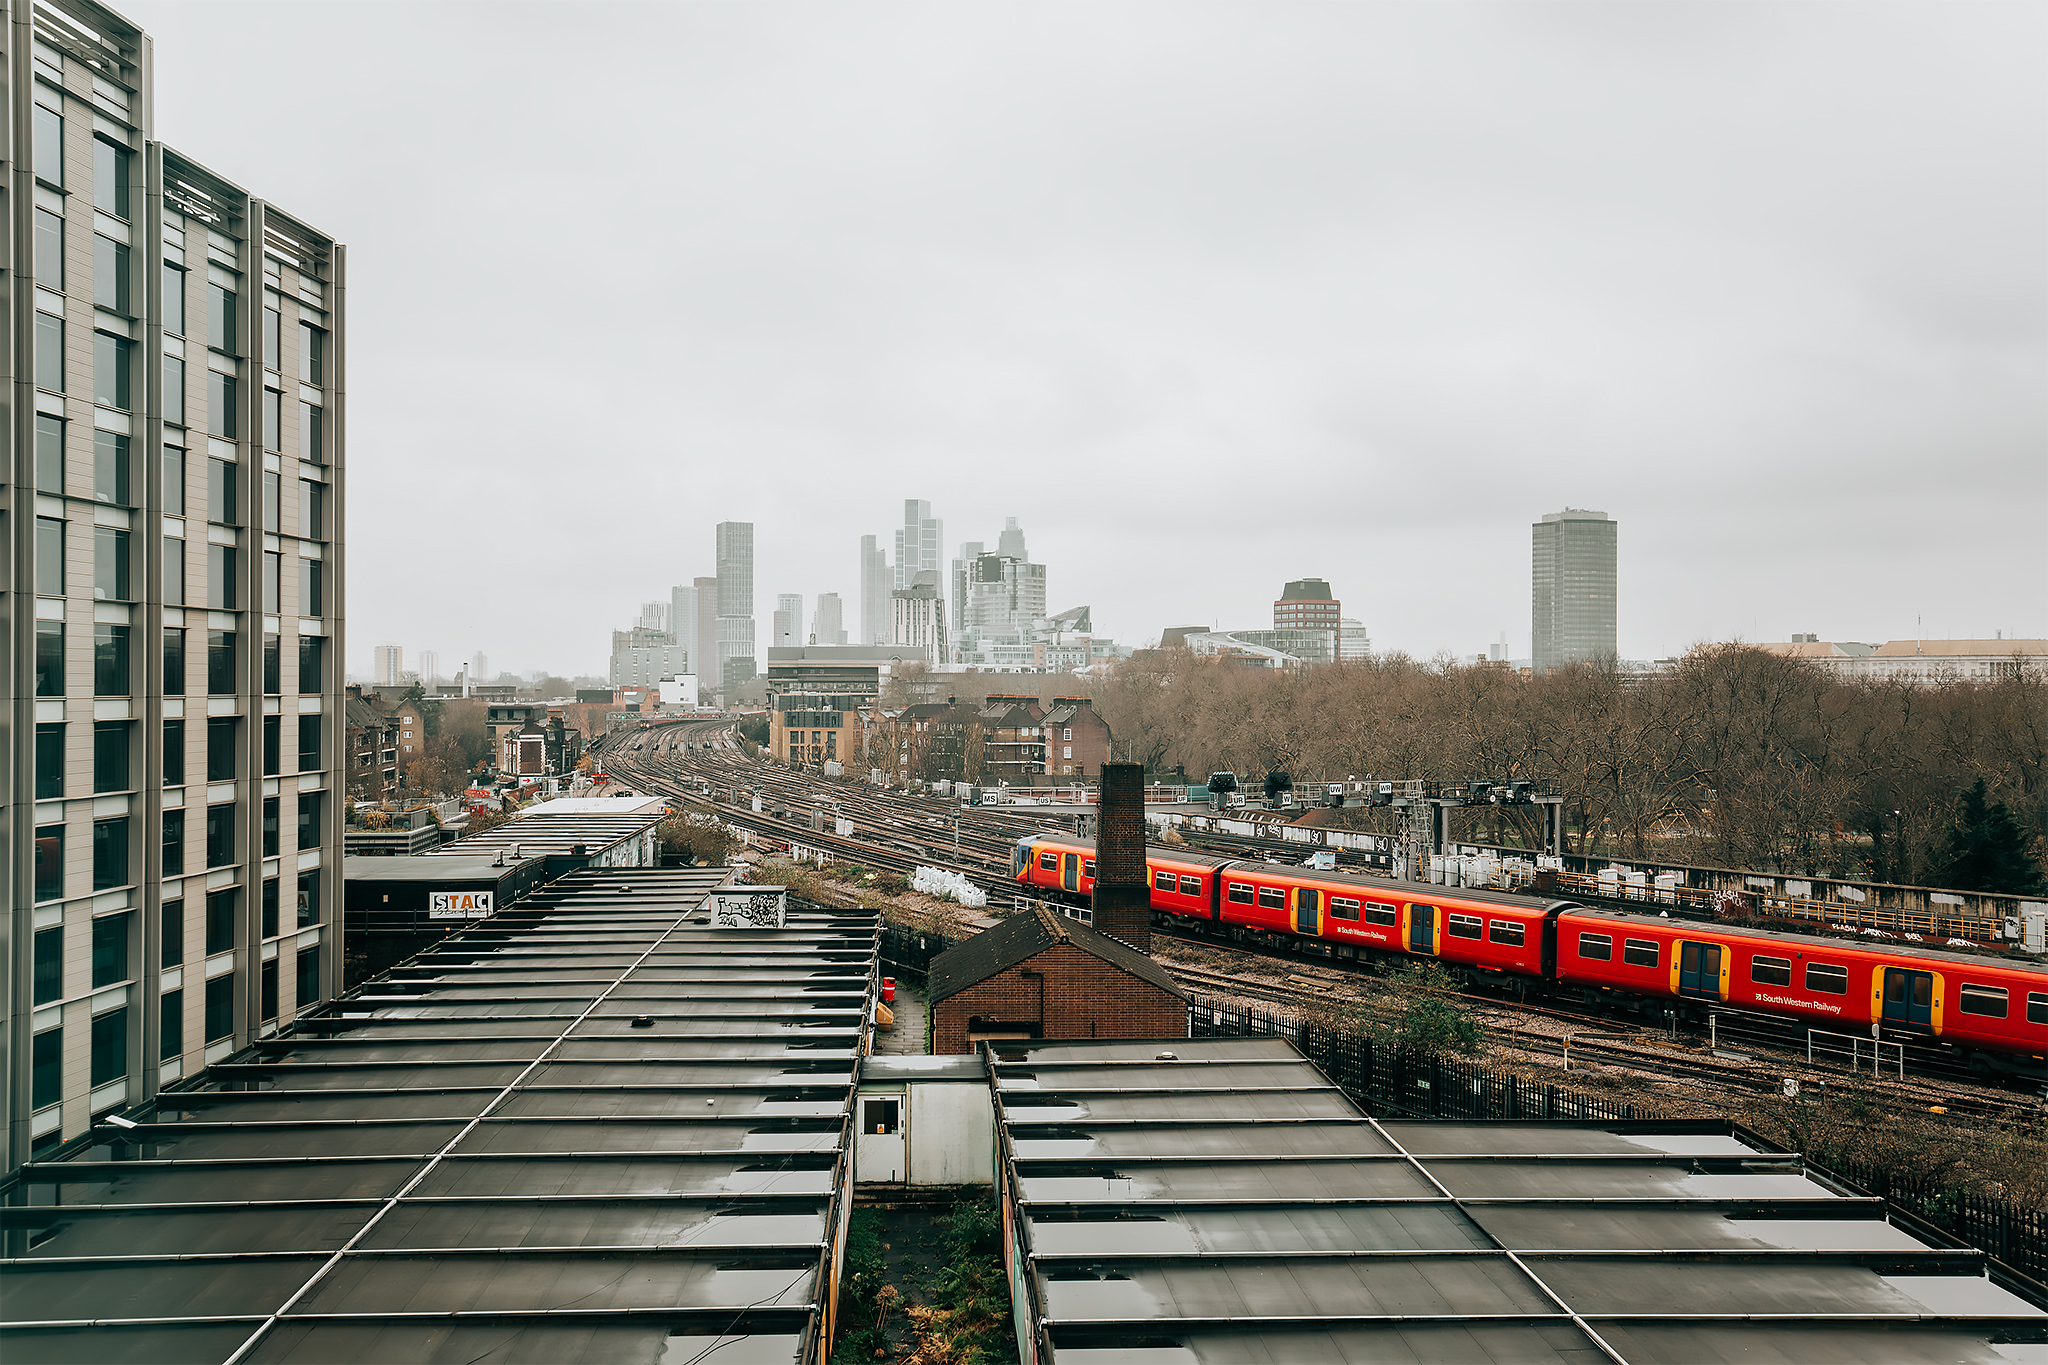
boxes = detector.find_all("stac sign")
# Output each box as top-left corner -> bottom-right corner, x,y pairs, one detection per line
428,891 -> 495,919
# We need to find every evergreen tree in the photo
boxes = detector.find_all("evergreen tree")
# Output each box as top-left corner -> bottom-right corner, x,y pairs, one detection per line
1928,780 -> 2047,895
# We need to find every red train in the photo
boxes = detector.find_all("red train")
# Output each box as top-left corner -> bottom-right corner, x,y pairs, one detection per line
1014,833 -> 2048,1075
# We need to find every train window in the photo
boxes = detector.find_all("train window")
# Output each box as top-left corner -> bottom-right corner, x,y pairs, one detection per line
1179,876 -> 1201,896
1623,939 -> 1659,968
1958,984 -> 2009,1018
2029,993 -> 2047,1026
1805,963 -> 1848,995
1331,898 -> 1361,921
1750,956 -> 1792,987
1365,902 -> 1397,926
1257,887 -> 1287,910
1038,852 -> 1057,871
1154,870 -> 1176,892
1227,882 -> 1254,905
1577,933 -> 1612,961
1489,919 -> 1525,946
1448,914 -> 1482,940
1083,860 -> 1096,878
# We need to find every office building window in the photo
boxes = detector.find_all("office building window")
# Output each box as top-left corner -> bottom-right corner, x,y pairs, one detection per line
38,622 -> 66,697
91,1007 -> 129,1087
35,827 -> 65,902
94,331 -> 133,409
298,636 -> 324,694
163,262 -> 186,336
164,719 -> 186,785
205,974 -> 234,1042
263,715 -> 281,776
297,870 -> 321,927
162,899 -> 185,967
35,206 -> 64,286
94,136 -> 131,217
300,403 -> 322,462
36,723 -> 65,799
206,804 -> 235,869
163,809 -> 185,876
301,558 -> 324,615
95,236 -> 131,314
298,792 -> 324,850
35,312 -> 64,392
163,355 -> 186,425
264,552 -> 281,614
298,715 -> 322,772
209,284 -> 237,353
34,103 -> 63,186
95,527 -> 131,601
93,817 -> 130,891
164,627 -> 187,696
164,446 -> 187,515
209,545 -> 239,609
95,430 -> 131,504
264,389 -> 282,451
206,887 -> 237,954
164,537 -> 186,606
160,991 -> 184,1060
207,717 -> 239,782
37,415 -> 66,493
261,958 -> 279,1022
32,1028 -> 63,1110
300,323 -> 324,384
95,623 -> 131,696
36,517 -> 64,595
208,631 -> 237,693
34,928 -> 64,1005
263,798 -> 280,857
263,470 -> 281,529
263,632 -> 281,694
92,913 -> 131,987
262,876 -> 280,939
298,948 -> 320,1009
263,306 -> 281,371
209,457 -> 238,523
209,372 -> 238,438
299,481 -> 325,539
93,720 -> 130,792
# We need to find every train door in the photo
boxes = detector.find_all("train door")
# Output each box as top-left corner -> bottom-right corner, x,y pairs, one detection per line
1296,888 -> 1319,935
1409,905 -> 1435,955
1882,969 -> 1935,1033
1062,855 -> 1079,895
1678,942 -> 1724,1000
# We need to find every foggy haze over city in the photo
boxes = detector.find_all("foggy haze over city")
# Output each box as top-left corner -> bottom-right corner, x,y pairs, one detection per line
125,0 -> 2046,678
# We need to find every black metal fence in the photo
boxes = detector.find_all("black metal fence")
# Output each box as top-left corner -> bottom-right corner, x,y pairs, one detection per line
1188,996 -> 1643,1122
878,923 -> 951,985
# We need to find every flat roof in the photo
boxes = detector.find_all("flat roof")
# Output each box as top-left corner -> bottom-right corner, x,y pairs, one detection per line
516,796 -> 671,817
992,1036 -> 2047,1363
342,853 -> 546,882
3,869 -> 881,1364
429,808 -> 666,859
861,1054 -> 988,1082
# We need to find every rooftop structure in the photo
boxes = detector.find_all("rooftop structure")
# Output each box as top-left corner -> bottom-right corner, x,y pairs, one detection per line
993,1035 -> 2048,1363
1274,577 -> 1341,632
1533,507 -> 1618,674
4,868 -> 878,1363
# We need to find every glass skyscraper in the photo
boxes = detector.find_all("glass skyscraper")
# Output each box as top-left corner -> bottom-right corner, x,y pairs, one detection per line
1532,508 -> 1617,674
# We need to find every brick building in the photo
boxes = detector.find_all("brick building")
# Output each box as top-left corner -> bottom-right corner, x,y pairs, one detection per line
883,699 -> 983,782
975,695 -> 1047,785
926,906 -> 1188,1054
1040,697 -> 1112,779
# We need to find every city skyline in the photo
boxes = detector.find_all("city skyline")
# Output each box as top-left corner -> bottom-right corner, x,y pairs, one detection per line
119,2 -> 2045,677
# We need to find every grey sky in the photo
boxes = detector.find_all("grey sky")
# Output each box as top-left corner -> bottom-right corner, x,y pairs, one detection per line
127,1 -> 2046,676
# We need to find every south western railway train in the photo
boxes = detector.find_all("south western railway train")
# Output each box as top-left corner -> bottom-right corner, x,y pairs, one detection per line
1013,833 -> 2048,1077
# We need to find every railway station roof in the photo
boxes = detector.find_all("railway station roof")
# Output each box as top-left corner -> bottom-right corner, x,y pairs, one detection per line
993,1036 -> 2048,1364
2,869 -> 879,1365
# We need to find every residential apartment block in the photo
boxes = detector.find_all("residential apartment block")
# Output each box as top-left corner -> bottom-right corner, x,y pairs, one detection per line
5,0 -> 346,1172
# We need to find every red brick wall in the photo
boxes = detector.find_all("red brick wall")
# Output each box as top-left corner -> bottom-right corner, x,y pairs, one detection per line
931,943 -> 1187,1055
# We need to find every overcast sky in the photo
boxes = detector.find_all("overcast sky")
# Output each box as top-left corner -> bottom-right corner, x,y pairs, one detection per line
127,1 -> 2045,677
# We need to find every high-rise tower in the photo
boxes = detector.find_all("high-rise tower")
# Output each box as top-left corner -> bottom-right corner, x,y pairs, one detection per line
4,0 -> 346,1174
1531,509 -> 1618,674
859,535 -> 889,645
893,499 -> 942,591
714,522 -> 755,690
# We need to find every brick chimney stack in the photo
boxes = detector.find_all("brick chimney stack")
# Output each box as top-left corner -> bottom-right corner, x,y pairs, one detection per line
1091,762 -> 1149,953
